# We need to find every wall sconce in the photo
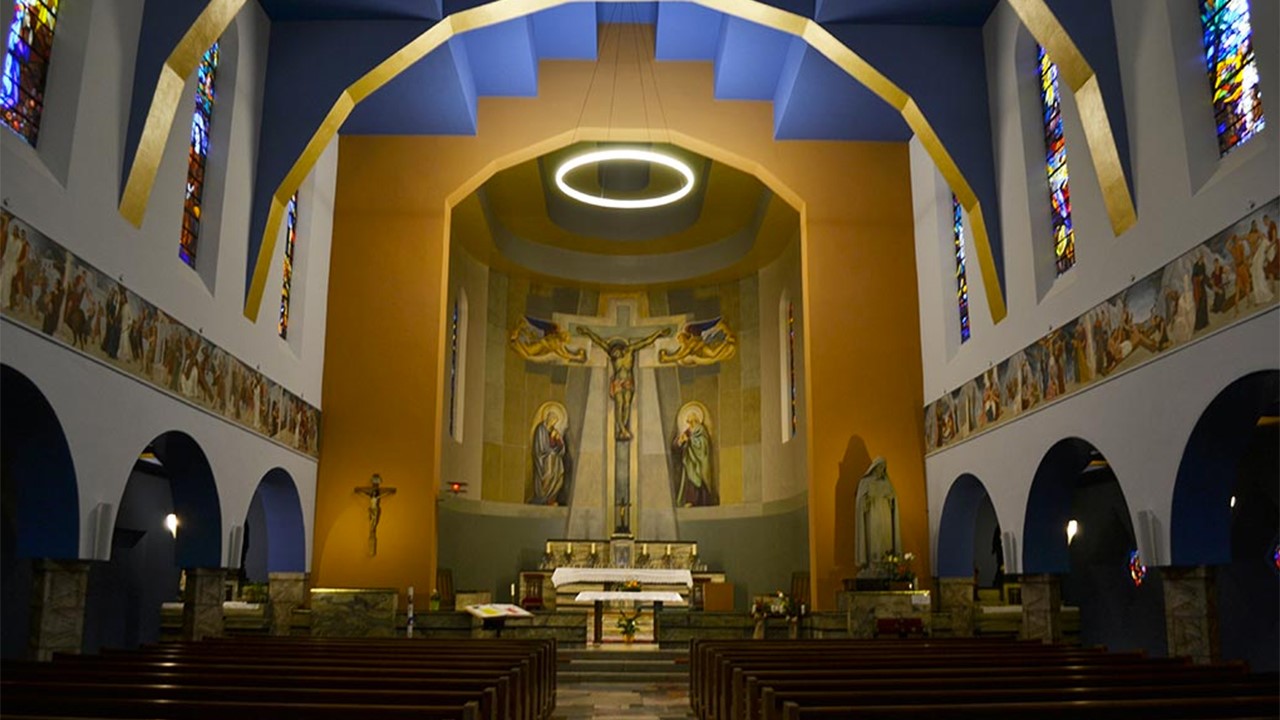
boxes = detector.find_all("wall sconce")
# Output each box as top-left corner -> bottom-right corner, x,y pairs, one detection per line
164,513 -> 179,538
1065,519 -> 1079,545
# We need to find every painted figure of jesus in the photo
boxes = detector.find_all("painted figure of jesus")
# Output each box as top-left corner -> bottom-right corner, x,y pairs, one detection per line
577,326 -> 670,441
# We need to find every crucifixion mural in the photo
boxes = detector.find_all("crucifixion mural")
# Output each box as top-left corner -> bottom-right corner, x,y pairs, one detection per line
509,294 -> 736,537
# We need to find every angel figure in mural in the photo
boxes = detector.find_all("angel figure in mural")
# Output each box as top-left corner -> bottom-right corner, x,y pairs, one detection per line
509,316 -> 588,364
658,317 -> 737,366
673,405 -> 717,507
854,457 -> 900,573
577,326 -> 670,441
529,404 -> 570,506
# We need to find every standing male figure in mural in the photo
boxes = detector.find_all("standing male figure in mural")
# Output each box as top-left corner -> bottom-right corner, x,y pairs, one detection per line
673,408 -> 717,507
577,326 -> 670,441
530,407 -> 568,505
855,457 -> 900,572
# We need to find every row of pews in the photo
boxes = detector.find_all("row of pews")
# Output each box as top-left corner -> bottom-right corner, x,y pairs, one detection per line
1,636 -> 556,720
691,638 -> 1280,720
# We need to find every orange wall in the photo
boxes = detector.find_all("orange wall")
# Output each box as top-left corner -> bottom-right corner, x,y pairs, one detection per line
313,211 -> 445,596
316,33 -> 924,608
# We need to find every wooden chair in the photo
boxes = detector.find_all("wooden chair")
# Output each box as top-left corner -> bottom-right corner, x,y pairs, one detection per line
520,573 -> 545,611
436,568 -> 455,610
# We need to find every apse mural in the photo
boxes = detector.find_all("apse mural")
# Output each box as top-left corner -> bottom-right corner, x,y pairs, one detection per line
528,401 -> 571,506
673,401 -> 717,507
0,209 -> 320,457
926,197 -> 1280,452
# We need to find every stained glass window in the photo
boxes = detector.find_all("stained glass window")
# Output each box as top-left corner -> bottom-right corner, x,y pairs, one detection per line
1200,0 -> 1265,155
1,0 -> 59,146
952,195 -> 971,343
179,41 -> 219,268
1037,45 -> 1076,276
787,300 -> 797,438
448,298 -> 460,439
278,192 -> 298,339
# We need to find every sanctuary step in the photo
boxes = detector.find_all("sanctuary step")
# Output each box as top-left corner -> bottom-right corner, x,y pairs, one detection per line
558,647 -> 689,684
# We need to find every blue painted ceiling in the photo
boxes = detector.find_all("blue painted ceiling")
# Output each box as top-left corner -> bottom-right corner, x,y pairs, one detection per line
289,1 -> 998,141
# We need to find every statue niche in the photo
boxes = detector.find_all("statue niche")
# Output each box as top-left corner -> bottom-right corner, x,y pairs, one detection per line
854,456 -> 900,575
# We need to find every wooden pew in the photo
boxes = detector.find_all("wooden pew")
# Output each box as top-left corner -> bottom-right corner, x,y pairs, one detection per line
780,695 -> 1280,720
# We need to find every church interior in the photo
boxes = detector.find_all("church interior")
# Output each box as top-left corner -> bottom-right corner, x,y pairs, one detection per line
1,0 -> 1278,716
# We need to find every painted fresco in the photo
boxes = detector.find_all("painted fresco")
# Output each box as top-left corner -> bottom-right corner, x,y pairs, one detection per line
926,197 -> 1280,453
527,401 -> 571,506
0,209 -> 320,458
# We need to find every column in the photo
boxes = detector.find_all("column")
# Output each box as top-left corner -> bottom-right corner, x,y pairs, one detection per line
938,577 -> 976,637
1162,565 -> 1220,665
268,572 -> 307,636
182,567 -> 226,641
28,559 -> 92,661
1020,573 -> 1062,644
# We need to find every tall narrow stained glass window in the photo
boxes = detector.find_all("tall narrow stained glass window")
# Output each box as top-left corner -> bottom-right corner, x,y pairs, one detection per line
180,42 -> 219,268
2,0 -> 59,146
787,300 -> 797,438
448,298 -> 460,439
1037,45 -> 1076,276
952,195 -> 971,343
1200,0 -> 1265,155
278,192 -> 298,339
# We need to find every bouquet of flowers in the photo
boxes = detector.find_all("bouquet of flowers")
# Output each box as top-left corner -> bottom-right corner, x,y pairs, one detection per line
616,609 -> 642,641
620,578 -> 642,592
880,551 -> 917,582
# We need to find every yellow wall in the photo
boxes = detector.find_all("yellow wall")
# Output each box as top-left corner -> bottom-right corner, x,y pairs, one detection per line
317,30 -> 925,607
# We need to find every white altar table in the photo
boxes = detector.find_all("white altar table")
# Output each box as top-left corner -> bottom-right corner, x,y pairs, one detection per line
551,568 -> 693,587
573,591 -> 685,644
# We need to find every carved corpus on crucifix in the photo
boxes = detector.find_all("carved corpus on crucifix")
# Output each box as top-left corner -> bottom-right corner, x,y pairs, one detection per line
354,473 -> 396,557
510,295 -> 736,538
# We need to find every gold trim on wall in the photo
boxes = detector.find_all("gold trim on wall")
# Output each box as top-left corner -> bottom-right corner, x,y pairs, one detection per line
118,0 -> 248,227
1008,0 -> 1138,237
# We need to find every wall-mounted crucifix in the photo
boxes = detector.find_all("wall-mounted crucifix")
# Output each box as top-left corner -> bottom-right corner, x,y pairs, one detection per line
354,473 -> 396,557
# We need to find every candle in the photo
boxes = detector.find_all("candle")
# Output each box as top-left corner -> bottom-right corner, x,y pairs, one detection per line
510,582 -> 516,600
665,544 -> 672,555
566,543 -> 572,554
590,543 -> 596,554
545,541 -> 552,553
642,544 -> 648,555
691,545 -> 698,556
408,586 -> 415,600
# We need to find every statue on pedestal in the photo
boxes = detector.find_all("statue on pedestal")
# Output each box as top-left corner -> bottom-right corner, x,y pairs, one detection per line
854,457 -> 899,574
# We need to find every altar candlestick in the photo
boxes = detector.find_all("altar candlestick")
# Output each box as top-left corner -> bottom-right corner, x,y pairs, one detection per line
665,544 -> 671,555
510,582 -> 516,601
590,543 -> 596,554
642,544 -> 648,555
691,545 -> 698,556
545,541 -> 551,553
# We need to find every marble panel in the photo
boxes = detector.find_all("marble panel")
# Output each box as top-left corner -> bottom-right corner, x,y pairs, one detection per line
717,446 -> 743,506
310,588 -> 398,637
840,591 -> 932,639
938,577 -> 975,637
1161,565 -> 1220,665
268,572 -> 307,636
29,559 -> 90,661
182,567 -> 226,641
1020,573 -> 1062,644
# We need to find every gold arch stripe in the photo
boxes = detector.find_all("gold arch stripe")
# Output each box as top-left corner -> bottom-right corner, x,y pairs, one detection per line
1008,0 -> 1137,237
113,0 -> 1012,324
118,0 -> 248,227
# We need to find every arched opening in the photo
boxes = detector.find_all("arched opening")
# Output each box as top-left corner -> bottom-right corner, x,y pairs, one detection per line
1172,370 -> 1279,671
83,431 -> 221,651
241,467 -> 306,586
936,474 -> 1004,591
1024,437 -> 1165,654
1,365 -> 80,659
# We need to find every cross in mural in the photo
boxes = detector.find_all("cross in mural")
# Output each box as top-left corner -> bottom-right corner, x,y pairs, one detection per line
511,295 -> 737,536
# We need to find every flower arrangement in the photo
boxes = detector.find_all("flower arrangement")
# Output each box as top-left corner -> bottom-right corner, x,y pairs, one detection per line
620,578 -> 642,592
751,591 -> 797,620
616,609 -> 642,642
879,551 -> 917,583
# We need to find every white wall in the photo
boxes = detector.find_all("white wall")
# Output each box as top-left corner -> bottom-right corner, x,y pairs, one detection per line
0,1 -> 338,565
914,1 -> 1280,570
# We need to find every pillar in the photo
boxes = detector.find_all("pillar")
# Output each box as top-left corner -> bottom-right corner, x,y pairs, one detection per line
268,572 -> 307,636
1020,573 -> 1062,643
938,577 -> 976,637
182,567 -> 226,641
28,559 -> 91,661
1161,565 -> 1221,665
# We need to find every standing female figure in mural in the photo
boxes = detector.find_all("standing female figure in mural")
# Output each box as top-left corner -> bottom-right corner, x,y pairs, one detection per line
674,407 -> 716,507
530,406 -> 568,506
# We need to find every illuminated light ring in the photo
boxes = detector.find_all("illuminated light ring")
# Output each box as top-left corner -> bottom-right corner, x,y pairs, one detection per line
554,149 -> 695,209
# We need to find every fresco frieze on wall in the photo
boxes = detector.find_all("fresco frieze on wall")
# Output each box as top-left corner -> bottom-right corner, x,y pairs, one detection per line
0,209 -> 320,458
925,197 -> 1279,454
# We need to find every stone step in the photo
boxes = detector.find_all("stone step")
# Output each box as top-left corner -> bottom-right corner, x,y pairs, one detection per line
560,660 -> 688,675
558,670 -> 690,683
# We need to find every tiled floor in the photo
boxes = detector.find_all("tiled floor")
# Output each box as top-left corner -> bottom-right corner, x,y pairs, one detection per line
553,681 -> 697,719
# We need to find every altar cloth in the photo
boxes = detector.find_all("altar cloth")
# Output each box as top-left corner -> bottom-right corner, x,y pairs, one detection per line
551,568 -> 693,587
574,591 -> 685,604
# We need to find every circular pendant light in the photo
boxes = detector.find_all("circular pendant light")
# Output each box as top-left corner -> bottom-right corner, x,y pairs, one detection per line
554,148 -> 695,209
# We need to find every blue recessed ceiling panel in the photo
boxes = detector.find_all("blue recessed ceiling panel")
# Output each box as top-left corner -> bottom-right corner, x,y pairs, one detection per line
655,2 -> 721,61
714,17 -> 791,101
773,44 -> 910,141
259,0 -> 443,21
462,17 -> 538,96
342,38 -> 477,135
532,4 -> 597,60
749,0 -> 816,19
597,2 -> 658,25
815,0 -> 996,26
